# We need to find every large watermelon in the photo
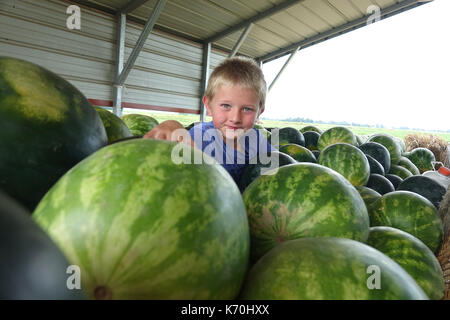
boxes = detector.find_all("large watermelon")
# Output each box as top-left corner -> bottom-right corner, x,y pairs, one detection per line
94,107 -> 133,144
0,57 -> 107,211
317,126 -> 357,151
397,175 -> 446,209
32,139 -> 250,299
239,237 -> 428,300
0,191 -> 86,299
302,131 -> 320,151
368,191 -> 443,253
355,186 -> 382,209
367,226 -> 445,300
404,148 -> 436,173
121,114 -> 159,136
318,143 -> 370,187
389,165 -> 413,179
368,134 -> 402,165
242,163 -> 369,262
300,125 -> 323,134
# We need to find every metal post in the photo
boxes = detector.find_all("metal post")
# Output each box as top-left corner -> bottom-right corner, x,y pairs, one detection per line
116,0 -> 167,86
228,23 -> 253,58
268,46 -> 300,91
113,12 -> 126,117
200,42 -> 211,122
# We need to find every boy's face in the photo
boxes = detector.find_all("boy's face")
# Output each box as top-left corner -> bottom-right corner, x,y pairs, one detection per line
203,84 -> 263,143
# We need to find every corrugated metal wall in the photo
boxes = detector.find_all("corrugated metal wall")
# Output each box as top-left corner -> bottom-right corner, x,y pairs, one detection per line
0,0 -> 227,114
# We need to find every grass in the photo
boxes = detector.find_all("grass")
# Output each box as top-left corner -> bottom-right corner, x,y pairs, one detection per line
120,108 -> 450,142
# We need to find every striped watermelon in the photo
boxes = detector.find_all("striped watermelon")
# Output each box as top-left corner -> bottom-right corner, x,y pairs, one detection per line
239,237 -> 428,300
32,139 -> 250,299
355,186 -> 382,208
303,131 -> 320,151
317,126 -> 357,151
276,127 -> 305,148
367,226 -> 445,300
368,134 -> 402,165
278,144 -> 317,163
94,107 -> 133,144
318,143 -> 370,187
121,114 -> 159,136
0,57 -> 107,211
242,163 -> 369,262
389,165 -> 413,179
397,156 -> 420,175
368,191 -> 443,253
404,148 -> 436,174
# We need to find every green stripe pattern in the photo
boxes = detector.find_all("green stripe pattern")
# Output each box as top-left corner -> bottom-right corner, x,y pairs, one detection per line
33,139 -> 249,299
367,226 -> 445,300
239,237 -> 428,300
121,114 -> 159,136
318,143 -> 370,186
317,126 -> 357,151
368,191 -> 443,253
243,163 -> 370,263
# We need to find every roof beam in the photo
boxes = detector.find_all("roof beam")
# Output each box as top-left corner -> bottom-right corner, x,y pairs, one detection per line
120,0 -> 150,14
204,0 -> 304,43
258,0 -> 429,63
228,23 -> 253,58
116,0 -> 167,86
268,45 -> 300,91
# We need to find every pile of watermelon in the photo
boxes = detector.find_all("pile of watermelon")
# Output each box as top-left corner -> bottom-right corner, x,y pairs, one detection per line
238,124 -> 447,299
0,57 -> 448,300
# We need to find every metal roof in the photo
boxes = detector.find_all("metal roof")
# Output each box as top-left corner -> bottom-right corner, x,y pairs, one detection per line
71,0 -> 431,63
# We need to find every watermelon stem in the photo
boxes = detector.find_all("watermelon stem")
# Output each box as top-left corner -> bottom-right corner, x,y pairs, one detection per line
94,286 -> 112,300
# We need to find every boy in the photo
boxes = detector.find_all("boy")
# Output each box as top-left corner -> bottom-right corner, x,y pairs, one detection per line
143,56 -> 275,184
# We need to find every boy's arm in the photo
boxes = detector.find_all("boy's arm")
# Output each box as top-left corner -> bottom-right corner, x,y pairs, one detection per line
142,120 -> 195,147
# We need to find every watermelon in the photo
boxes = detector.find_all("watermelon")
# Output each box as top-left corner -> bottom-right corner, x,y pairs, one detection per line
300,125 -> 323,134
275,127 -> 305,148
278,144 -> 317,163
312,150 -> 320,161
32,139 -> 250,299
242,163 -> 369,262
359,142 -> 391,173
389,165 -> 413,179
318,143 -> 370,187
368,134 -> 402,165
397,175 -> 446,209
121,114 -> 159,136
404,148 -> 436,174
94,107 -> 133,144
303,131 -> 320,151
385,174 -> 403,190
238,151 -> 296,192
366,154 -> 385,176
397,156 -> 420,175
239,237 -> 428,300
0,191 -> 86,299
355,186 -> 382,209
368,191 -> 444,253
0,57 -> 107,211
317,126 -> 357,151
366,174 -> 395,195
367,226 -> 444,300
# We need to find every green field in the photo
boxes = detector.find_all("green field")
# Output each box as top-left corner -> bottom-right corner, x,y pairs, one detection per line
120,108 -> 450,142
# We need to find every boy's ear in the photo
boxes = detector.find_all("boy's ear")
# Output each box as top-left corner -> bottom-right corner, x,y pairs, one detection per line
258,106 -> 265,117
202,96 -> 212,116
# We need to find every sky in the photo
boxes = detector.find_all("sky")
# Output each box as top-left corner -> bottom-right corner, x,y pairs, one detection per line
261,0 -> 449,132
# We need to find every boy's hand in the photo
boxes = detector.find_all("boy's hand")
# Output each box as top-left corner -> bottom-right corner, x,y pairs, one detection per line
143,120 -> 192,145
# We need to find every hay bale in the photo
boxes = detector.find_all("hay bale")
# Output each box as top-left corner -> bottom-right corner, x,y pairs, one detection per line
439,187 -> 450,238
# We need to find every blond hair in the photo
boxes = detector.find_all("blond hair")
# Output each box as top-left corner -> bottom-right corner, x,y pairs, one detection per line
204,56 -> 267,111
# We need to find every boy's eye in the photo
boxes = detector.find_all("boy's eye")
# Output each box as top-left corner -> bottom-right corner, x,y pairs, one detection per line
243,107 -> 255,112
221,104 -> 231,109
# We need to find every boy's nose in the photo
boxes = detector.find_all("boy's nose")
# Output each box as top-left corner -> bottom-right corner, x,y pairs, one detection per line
229,108 -> 241,123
